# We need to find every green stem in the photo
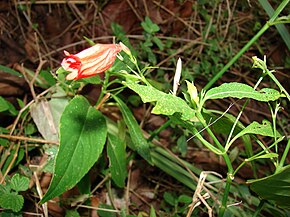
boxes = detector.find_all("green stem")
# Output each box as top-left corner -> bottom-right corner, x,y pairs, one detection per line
218,176 -> 233,217
196,111 -> 234,216
253,200 -> 265,217
148,119 -> 172,142
276,139 -> 290,173
267,71 -> 290,101
204,0 -> 290,90
96,72 -> 110,106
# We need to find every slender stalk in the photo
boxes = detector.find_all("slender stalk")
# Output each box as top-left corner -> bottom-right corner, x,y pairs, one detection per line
96,72 -> 110,106
276,139 -> 290,173
148,119 -> 172,142
204,0 -> 290,90
253,200 -> 265,217
218,176 -> 233,217
195,111 -> 234,216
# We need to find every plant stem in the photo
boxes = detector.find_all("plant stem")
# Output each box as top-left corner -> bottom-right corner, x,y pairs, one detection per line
218,175 -> 233,217
148,119 -> 172,142
196,111 -> 234,216
253,200 -> 265,217
204,0 -> 290,90
96,72 -> 110,106
276,139 -> 290,173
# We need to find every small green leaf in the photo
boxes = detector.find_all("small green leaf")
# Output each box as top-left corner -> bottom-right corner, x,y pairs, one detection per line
0,184 -> 11,194
225,120 -> 281,151
10,174 -> 29,192
248,165 -> 290,208
177,135 -> 187,157
107,134 -> 127,188
204,82 -> 282,102
113,96 -> 151,163
152,36 -> 164,50
150,206 -> 157,217
65,209 -> 81,217
0,96 -> 9,112
83,36 -> 96,46
0,96 -> 18,115
0,192 -> 24,212
0,64 -> 22,77
41,95 -> 107,203
141,16 -> 160,34
177,195 -> 192,204
125,82 -> 196,121
163,192 -> 176,206
97,204 -> 117,217
247,153 -> 278,161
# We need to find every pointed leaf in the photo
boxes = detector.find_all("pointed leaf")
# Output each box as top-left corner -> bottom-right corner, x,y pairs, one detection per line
113,96 -> 151,163
248,165 -> 290,208
226,120 -> 281,151
125,82 -> 196,121
107,134 -> 127,187
204,82 -> 282,102
247,153 -> 278,161
41,95 -> 107,203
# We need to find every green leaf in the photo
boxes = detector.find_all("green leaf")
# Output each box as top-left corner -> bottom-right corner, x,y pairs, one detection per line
150,206 -> 157,217
10,174 -> 29,192
0,96 -> 9,112
2,149 -> 25,173
177,195 -> 192,204
97,204 -> 117,217
113,96 -> 151,163
152,36 -> 164,51
0,96 -> 18,115
163,192 -> 176,206
107,134 -> 127,188
247,153 -> 278,161
65,209 -> 81,217
204,82 -> 282,102
239,120 -> 281,137
226,120 -> 281,151
125,82 -> 196,121
141,16 -> 160,34
0,64 -> 22,77
248,165 -> 290,208
0,184 -> 11,194
83,36 -> 96,46
40,95 -> 107,203
0,192 -> 24,212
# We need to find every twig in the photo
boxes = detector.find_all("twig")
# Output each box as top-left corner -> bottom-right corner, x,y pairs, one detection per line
126,0 -> 143,21
125,160 -> 133,215
17,0 -> 94,4
0,134 -> 58,144
224,0 -> 238,39
153,1 -> 200,36
34,172 -> 48,217
77,204 -> 121,212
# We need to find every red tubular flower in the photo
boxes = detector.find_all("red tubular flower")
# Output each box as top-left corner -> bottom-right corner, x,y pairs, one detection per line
61,43 -> 124,80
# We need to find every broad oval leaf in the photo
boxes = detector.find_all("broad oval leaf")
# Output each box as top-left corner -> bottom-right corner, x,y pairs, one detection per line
204,82 -> 282,102
0,193 -> 24,212
125,82 -> 196,121
248,165 -> 290,208
107,134 -> 127,187
113,96 -> 151,163
41,95 -> 107,203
